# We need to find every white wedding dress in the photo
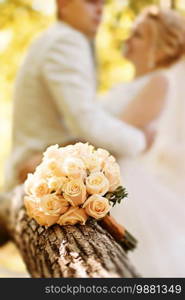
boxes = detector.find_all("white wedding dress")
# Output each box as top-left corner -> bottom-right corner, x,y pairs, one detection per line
102,59 -> 185,277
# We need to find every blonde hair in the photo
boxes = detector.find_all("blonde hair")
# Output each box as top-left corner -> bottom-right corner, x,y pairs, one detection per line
139,6 -> 185,68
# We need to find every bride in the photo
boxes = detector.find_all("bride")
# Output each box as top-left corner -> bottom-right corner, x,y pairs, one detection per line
101,6 -> 185,277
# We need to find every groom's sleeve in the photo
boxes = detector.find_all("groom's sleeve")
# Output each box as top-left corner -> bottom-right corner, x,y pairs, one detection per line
41,33 -> 146,157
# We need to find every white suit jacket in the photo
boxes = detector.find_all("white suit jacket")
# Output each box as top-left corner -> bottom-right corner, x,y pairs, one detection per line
4,21 -> 146,191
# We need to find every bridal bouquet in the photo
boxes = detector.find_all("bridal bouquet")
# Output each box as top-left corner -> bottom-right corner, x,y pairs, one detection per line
24,143 -> 127,227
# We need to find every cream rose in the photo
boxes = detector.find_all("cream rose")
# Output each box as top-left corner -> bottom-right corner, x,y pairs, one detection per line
43,144 -> 61,160
60,144 -> 77,157
85,172 -> 109,195
40,194 -> 69,216
34,162 -> 53,180
63,179 -> 87,206
24,175 -> 50,197
83,195 -> 111,219
57,207 -> 88,226
24,173 -> 35,195
103,161 -> 121,192
96,148 -> 110,168
74,143 -> 98,169
24,195 -> 40,218
74,142 -> 94,157
84,153 -> 102,172
33,211 -> 59,227
47,176 -> 68,194
24,195 -> 66,226
33,180 -> 50,197
46,158 -> 65,177
62,157 -> 86,178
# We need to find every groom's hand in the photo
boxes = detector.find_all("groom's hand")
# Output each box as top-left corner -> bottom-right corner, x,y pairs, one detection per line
18,153 -> 43,184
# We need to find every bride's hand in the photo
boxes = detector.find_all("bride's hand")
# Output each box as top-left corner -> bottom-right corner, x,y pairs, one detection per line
143,125 -> 157,151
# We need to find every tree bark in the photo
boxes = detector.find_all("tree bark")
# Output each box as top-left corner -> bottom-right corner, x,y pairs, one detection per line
0,186 -> 139,278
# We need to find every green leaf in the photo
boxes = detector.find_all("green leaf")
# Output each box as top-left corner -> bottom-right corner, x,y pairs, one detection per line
105,186 -> 128,207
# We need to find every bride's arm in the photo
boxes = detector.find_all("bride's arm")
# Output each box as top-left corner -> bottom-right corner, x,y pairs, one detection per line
98,80 -> 147,117
121,74 -> 168,130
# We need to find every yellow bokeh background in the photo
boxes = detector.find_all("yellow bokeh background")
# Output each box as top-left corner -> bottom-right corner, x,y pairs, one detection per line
0,0 -> 184,277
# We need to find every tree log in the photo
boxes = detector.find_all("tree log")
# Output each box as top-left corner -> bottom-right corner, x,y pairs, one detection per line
0,186 -> 139,278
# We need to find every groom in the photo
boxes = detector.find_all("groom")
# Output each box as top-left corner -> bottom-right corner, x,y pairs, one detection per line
4,0 -> 146,192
